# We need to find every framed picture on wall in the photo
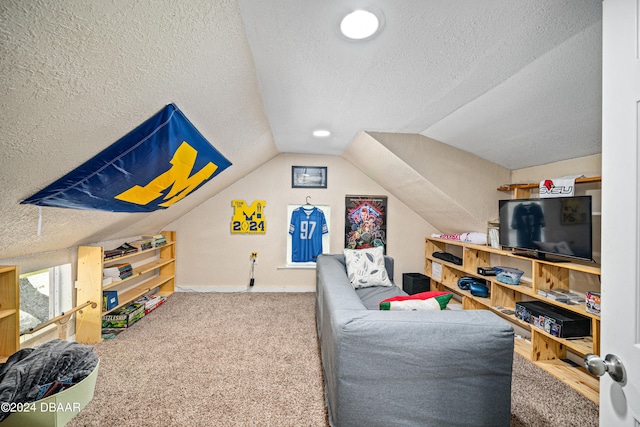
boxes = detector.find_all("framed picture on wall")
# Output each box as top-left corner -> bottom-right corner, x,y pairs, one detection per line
345,195 -> 387,253
291,166 -> 327,188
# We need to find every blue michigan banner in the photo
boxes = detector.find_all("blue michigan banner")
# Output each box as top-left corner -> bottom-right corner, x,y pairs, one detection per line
21,103 -> 232,212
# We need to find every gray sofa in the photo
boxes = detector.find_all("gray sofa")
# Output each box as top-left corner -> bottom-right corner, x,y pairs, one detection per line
315,254 -> 514,427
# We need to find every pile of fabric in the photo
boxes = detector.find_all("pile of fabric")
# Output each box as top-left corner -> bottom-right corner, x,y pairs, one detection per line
0,339 -> 98,421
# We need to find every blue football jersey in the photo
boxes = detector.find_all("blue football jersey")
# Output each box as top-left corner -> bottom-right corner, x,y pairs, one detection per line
289,207 -> 328,262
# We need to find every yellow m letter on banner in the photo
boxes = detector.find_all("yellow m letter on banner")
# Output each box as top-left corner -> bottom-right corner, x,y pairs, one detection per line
116,141 -> 218,208
21,104 -> 231,212
231,200 -> 266,234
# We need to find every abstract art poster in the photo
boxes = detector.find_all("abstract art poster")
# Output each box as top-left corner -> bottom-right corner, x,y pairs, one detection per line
345,195 -> 387,253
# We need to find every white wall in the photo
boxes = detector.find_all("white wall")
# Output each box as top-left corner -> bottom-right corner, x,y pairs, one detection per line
166,153 -> 439,291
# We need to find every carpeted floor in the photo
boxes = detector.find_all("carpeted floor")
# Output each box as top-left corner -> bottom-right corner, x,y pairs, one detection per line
510,354 -> 598,427
68,292 -> 598,426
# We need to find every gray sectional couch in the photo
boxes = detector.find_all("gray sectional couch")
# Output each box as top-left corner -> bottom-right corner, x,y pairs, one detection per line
315,254 -> 514,427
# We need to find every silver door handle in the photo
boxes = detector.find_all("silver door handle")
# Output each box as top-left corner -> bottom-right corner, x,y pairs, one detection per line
584,353 -> 626,383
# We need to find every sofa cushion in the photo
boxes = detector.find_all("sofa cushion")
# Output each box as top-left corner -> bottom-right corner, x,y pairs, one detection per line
379,291 -> 453,311
344,247 -> 393,288
356,285 -> 407,310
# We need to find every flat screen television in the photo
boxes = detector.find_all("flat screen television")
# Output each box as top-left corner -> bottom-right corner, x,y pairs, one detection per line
498,196 -> 593,262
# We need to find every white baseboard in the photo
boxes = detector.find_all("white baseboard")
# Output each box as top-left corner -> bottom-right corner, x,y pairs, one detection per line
175,285 -> 315,293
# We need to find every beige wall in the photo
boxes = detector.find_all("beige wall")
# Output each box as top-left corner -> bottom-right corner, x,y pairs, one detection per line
364,132 -> 512,231
165,153 -> 439,291
510,154 -> 601,185
2,152 -> 601,280
1,153 -> 601,281
0,149 -> 602,358
1,151 -> 602,348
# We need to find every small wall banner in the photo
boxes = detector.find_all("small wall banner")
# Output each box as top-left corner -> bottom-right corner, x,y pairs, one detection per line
231,200 -> 266,234
539,175 -> 584,198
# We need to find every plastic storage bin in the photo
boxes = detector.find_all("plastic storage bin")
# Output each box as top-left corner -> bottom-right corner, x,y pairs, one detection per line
493,266 -> 524,285
0,360 -> 99,427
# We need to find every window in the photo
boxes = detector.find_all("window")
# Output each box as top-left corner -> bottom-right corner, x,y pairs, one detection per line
19,264 -> 73,335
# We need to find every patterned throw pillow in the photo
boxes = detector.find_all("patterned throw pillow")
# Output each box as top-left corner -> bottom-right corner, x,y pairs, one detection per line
344,247 -> 393,289
379,291 -> 453,311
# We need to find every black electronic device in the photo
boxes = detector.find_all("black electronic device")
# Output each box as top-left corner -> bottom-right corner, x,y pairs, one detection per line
432,251 -> 463,265
477,267 -> 496,276
515,301 -> 591,338
498,196 -> 593,262
457,277 -> 489,297
469,282 -> 489,298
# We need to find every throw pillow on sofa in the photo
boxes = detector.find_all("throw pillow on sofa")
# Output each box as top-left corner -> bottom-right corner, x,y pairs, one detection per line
344,246 -> 393,288
379,291 -> 453,311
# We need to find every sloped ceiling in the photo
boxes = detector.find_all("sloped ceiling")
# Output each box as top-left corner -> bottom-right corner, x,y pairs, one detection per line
239,0 -> 602,165
344,132 -> 511,234
0,0 -> 602,260
0,0 -> 278,260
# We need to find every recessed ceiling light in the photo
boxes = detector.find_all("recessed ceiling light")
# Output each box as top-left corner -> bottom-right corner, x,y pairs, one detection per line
340,10 -> 381,40
313,129 -> 331,138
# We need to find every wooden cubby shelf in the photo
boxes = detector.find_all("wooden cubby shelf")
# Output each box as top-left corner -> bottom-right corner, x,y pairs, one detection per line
425,237 -> 601,403
0,309 -> 17,320
0,265 -> 20,363
497,176 -> 602,199
102,258 -> 175,292
76,231 -> 176,344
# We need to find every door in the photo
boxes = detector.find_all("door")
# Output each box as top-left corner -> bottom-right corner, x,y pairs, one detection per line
600,0 -> 640,425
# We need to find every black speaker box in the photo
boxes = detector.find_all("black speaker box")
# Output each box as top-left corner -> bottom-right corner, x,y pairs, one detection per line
402,273 -> 431,295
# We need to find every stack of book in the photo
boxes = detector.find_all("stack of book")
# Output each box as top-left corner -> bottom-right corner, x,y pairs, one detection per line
142,234 -> 167,247
128,239 -> 154,251
103,263 -> 133,281
536,289 -> 584,305
135,294 -> 167,314
104,243 -> 139,260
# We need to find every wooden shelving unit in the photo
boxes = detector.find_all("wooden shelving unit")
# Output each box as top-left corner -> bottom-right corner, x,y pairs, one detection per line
497,176 -> 601,199
76,231 -> 175,344
0,265 -> 20,362
425,237 -> 601,403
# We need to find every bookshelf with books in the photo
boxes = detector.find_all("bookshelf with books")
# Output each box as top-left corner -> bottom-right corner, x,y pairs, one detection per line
76,231 -> 175,344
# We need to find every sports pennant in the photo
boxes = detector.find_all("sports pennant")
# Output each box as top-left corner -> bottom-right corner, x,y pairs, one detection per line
21,104 -> 232,212
539,175 -> 583,198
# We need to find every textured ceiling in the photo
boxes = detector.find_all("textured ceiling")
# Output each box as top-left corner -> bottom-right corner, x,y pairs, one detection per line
0,0 -> 602,260
0,0 -> 278,259
239,0 -> 602,167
